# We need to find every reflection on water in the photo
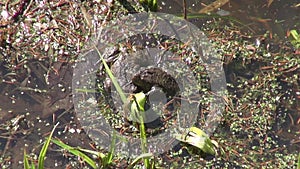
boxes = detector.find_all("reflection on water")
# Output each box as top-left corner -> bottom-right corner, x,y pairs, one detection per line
159,0 -> 300,36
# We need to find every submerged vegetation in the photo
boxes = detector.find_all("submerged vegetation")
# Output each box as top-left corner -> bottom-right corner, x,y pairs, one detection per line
0,0 -> 299,168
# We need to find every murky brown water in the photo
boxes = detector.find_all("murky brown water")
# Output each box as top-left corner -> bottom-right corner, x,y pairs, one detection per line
160,0 -> 300,36
0,0 -> 299,168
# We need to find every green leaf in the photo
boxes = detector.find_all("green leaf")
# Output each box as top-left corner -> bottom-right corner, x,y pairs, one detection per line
38,122 -> 59,169
32,163 -> 36,169
103,130 -> 116,166
94,45 -> 127,104
175,127 -> 216,155
290,30 -> 299,40
51,139 -> 97,169
139,117 -> 149,168
93,45 -> 149,168
126,92 -> 147,122
131,92 -> 146,112
289,30 -> 300,49
75,147 -> 106,159
127,153 -> 153,169
297,152 -> 300,169
23,149 -> 30,169
139,0 -> 158,11
127,92 -> 150,167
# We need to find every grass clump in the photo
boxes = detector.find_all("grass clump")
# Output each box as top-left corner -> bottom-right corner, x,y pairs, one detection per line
24,123 -> 59,169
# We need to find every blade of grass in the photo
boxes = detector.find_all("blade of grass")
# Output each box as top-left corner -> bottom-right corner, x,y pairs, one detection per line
51,138 -> 97,169
290,30 -> 299,40
101,130 -> 117,167
93,45 -> 149,167
38,122 -> 59,169
94,45 -> 127,103
94,46 -> 123,166
76,147 -> 106,159
128,93 -> 149,167
297,152 -> 300,169
139,113 -> 150,168
23,149 -> 30,169
107,130 -> 116,164
127,153 -> 153,169
75,88 -> 98,93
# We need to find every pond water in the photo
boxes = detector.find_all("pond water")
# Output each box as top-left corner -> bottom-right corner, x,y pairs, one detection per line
0,0 -> 299,168
159,0 -> 300,36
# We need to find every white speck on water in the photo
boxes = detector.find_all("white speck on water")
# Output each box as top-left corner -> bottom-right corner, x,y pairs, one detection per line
255,39 -> 261,47
69,128 -> 76,133
1,10 -> 9,19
